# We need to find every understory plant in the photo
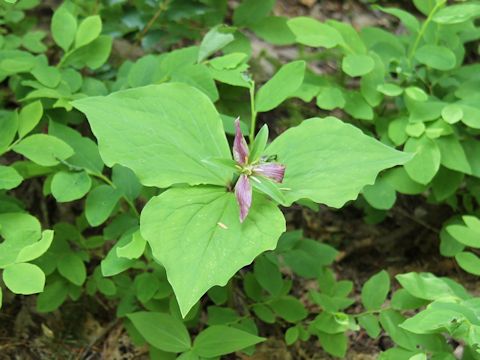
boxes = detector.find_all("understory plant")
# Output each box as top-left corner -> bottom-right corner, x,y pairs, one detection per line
1,0 -> 480,359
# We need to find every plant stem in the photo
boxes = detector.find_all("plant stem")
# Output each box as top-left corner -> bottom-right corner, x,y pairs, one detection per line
249,82 -> 257,145
407,0 -> 446,64
136,0 -> 171,44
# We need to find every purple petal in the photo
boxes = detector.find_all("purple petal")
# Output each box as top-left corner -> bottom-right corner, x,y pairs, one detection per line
233,117 -> 249,164
253,163 -> 286,183
235,174 -> 252,223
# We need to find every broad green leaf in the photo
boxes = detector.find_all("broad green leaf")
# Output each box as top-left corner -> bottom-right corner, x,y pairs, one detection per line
85,185 -> 121,227
51,7 -> 77,52
435,136 -> 471,174
391,289 -> 429,310
377,84 -> 403,97
344,91 -> 374,120
101,230 -> 137,276
233,0 -> 275,27
376,6 -> 420,34
18,100 -> 42,138
432,167 -> 463,201
116,230 -> 146,259
171,64 -> 219,102
140,186 -> 285,317
433,4 -> 480,24
400,307 -> 464,334
197,25 -> 235,63
442,104 -> 463,124
36,279 -> 69,313
253,255 -> 283,297
264,117 -> 412,206
287,17 -> 342,48
318,332 -> 348,358
405,87 -> 428,102
255,61 -> 305,112
285,327 -> 299,345
58,253 -> 86,286
0,111 -> 19,153
3,262 -> 45,294
0,165 -> 22,190
193,325 -> 264,357
455,252 -> 480,276
75,15 -> 102,48
127,312 -> 191,353
73,83 -> 231,188
16,230 -> 54,263
415,45 -> 456,71
404,136 -> 440,185
31,64 -> 61,88
22,31 -> 47,53
51,171 -> 92,202
342,54 -> 374,77
384,167 -> 426,195
12,134 -> 74,167
361,270 -> 390,310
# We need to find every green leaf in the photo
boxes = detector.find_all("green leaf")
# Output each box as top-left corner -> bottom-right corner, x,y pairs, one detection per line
0,165 -> 22,190
358,314 -> 381,338
51,7 -> 77,52
253,255 -> 283,296
318,332 -> 347,358
455,252 -> 480,276
255,61 -> 305,112
61,35 -> 112,70
16,230 -> 54,263
0,111 -> 18,154
441,104 -> 463,124
3,262 -> 45,294
404,136 -> 440,185
13,134 -> 74,167
127,312 -> 191,353
435,136 -> 471,175
265,117 -> 412,206
18,100 -> 42,138
377,84 -> 403,97
233,0 -> 275,27
316,87 -> 345,110
362,176 -> 396,210
270,296 -> 308,322
58,253 -> 86,286
73,83 -> 232,188
433,4 -> 480,24
140,186 -> 285,317
285,327 -> 300,345
85,185 -> 121,226
405,87 -> 428,102
51,171 -> 92,202
342,54 -> 375,77
112,165 -> 141,201
101,230 -> 137,276
415,45 -> 456,71
361,270 -> 390,310
32,64 -> 61,88
249,124 -> 269,162
376,6 -> 420,34
75,15 -> 102,48
36,279 -> 69,313
193,325 -> 264,357
116,230 -> 146,259
198,25 -> 235,63
396,272 -> 459,301
251,16 -> 296,45
287,17 -> 342,48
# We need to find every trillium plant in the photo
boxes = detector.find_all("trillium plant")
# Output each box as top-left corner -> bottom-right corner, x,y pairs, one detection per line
73,82 -> 411,316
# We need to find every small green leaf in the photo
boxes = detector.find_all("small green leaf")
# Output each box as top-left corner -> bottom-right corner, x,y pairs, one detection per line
415,45 -> 457,71
270,296 -> 308,323
16,230 -> 54,263
193,325 -> 264,357
255,60 -> 306,112
358,314 -> 381,338
318,332 -> 347,358
85,185 -> 121,227
377,83 -> 403,97
51,170 -> 92,202
51,7 -> 77,52
361,270 -> 390,310
404,136 -> 440,185
18,100 -> 43,138
249,124 -> 269,162
198,25 -> 235,63
362,176 -> 396,210
13,134 -> 74,167
342,54 -> 375,77
127,311 -> 191,353
405,87 -> 428,102
396,272 -> 458,301
3,262 -> 45,294
116,230 -> 146,259
253,255 -> 283,296
285,327 -> 299,345
233,0 -> 275,27
0,165 -> 23,190
75,15 -> 102,48
455,252 -> 480,276
58,253 -> 86,286
433,4 -> 480,24
316,87 -> 345,110
442,104 -> 463,124
287,17 -> 342,48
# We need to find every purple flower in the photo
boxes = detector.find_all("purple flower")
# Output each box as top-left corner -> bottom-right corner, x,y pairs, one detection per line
233,118 -> 286,222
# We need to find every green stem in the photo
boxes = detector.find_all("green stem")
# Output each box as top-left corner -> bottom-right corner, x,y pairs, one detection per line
407,0 -> 446,64
249,82 -> 257,145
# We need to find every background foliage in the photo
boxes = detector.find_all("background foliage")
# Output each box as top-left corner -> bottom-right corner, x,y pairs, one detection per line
1,0 -> 480,359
